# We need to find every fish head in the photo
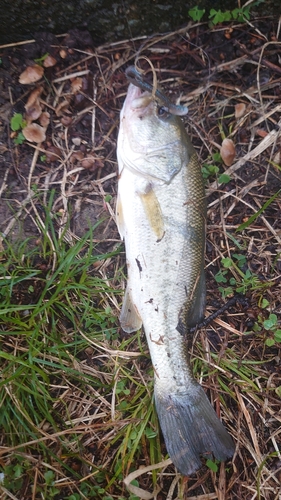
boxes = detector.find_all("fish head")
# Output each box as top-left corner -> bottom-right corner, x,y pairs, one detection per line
118,83 -> 190,184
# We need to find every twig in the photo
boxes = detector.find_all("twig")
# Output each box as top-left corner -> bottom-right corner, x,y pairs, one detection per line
234,40 -> 281,76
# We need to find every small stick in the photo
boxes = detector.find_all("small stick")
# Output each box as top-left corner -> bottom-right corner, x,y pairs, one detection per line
233,40 -> 281,76
188,294 -> 249,334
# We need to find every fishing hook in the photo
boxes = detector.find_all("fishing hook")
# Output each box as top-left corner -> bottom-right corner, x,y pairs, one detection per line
125,66 -> 188,116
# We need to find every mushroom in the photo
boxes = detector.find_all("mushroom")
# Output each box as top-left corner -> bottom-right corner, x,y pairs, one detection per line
235,103 -> 246,119
220,138 -> 236,167
22,123 -> 46,143
39,111 -> 50,128
19,65 -> 44,84
24,88 -> 44,122
25,99 -> 42,122
43,55 -> 57,68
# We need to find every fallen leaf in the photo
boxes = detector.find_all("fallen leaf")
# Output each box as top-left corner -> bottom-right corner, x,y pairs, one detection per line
256,129 -> 268,138
55,100 -> 70,117
81,156 -> 96,169
220,138 -> 236,166
45,145 -> 61,162
71,77 -> 83,93
70,151 -> 84,164
60,116 -> 73,126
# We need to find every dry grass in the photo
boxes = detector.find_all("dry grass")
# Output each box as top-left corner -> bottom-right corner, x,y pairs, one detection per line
0,16 -> 281,500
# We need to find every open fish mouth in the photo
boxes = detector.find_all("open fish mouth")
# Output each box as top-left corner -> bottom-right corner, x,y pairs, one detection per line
125,65 -> 188,116
123,82 -> 143,105
121,83 -> 154,121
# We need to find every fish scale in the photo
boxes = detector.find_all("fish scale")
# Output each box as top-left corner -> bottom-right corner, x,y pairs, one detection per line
117,76 -> 235,475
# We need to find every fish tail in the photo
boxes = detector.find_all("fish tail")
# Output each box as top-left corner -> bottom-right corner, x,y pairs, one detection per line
154,382 -> 235,476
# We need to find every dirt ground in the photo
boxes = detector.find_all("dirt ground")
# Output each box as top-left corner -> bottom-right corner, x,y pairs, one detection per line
0,24 -> 281,251
0,16 -> 281,500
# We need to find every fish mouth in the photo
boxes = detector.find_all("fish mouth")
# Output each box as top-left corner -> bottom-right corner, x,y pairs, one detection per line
125,83 -> 152,112
126,83 -> 143,101
124,66 -> 188,116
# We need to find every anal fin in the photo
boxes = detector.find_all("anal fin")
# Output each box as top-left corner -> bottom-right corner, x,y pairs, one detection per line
120,286 -> 142,333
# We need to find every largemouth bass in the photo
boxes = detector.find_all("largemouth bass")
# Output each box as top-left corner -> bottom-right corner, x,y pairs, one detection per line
116,67 -> 235,475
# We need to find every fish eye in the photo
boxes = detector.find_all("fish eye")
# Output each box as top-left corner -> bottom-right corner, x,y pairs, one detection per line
157,106 -> 169,118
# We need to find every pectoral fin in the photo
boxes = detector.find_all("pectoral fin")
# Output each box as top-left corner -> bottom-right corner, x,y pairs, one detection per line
140,189 -> 165,241
116,192 -> 125,240
120,286 -> 142,333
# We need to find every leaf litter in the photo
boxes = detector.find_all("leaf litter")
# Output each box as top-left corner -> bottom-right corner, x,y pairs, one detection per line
0,16 -> 281,500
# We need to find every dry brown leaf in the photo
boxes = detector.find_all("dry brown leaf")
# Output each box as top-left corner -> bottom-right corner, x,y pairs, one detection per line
71,77 -> 83,93
235,103 -> 246,119
220,138 -> 236,166
256,129 -> 268,138
55,100 -> 70,117
22,123 -> 46,143
45,145 -> 61,162
70,151 -> 84,164
81,156 -> 96,169
124,458 -> 171,499
60,116 -> 73,126
19,65 -> 44,84
0,144 -> 8,154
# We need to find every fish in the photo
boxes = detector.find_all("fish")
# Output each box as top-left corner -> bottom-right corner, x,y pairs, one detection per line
116,67 -> 235,476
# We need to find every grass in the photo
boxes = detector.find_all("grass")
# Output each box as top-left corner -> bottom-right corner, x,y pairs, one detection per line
1,205 -> 280,498
0,202 -> 162,499
1,216 -> 280,499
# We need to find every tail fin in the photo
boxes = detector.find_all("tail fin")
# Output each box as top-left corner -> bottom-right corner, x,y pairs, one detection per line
154,382 -> 235,476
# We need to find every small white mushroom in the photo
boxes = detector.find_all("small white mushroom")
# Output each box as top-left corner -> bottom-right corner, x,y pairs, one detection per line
39,111 -> 50,128
43,55 -> 57,68
220,138 -> 236,167
22,123 -> 46,143
235,103 -> 246,119
19,65 -> 44,84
